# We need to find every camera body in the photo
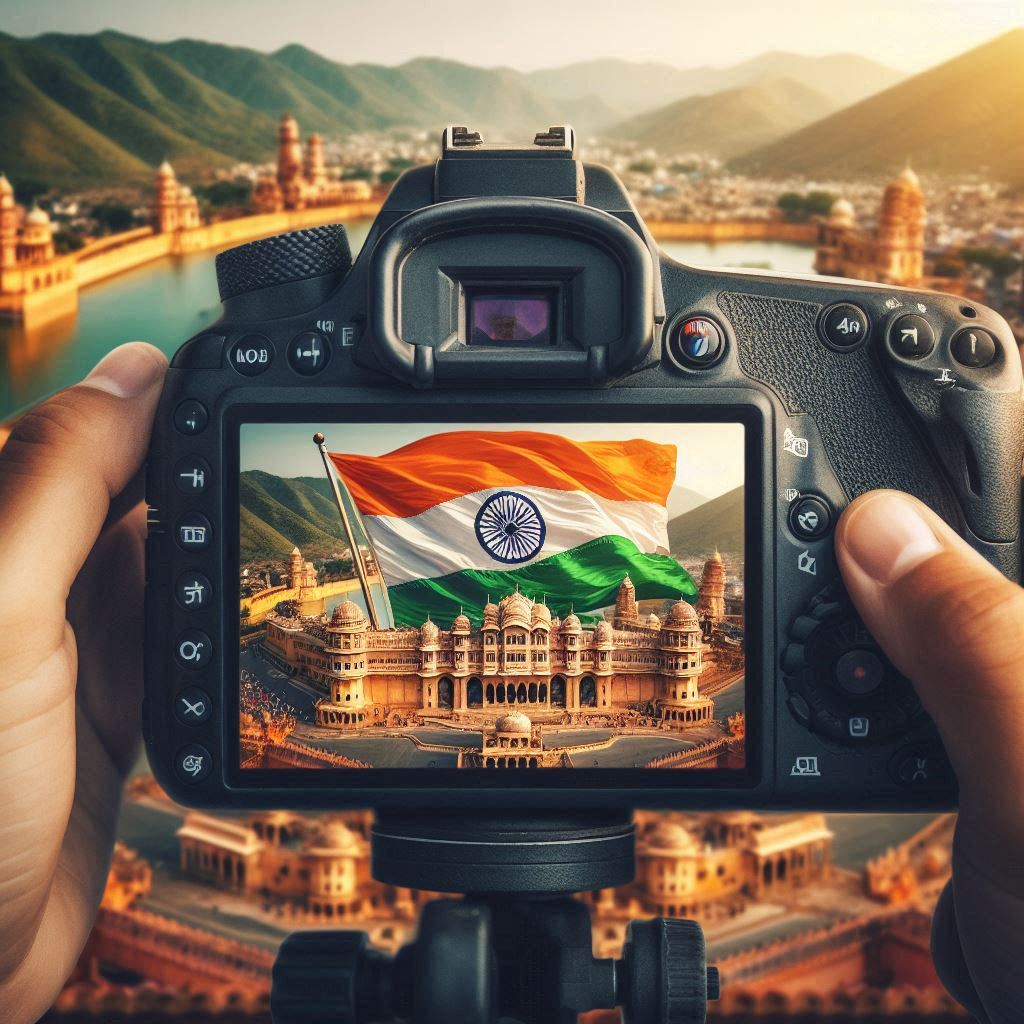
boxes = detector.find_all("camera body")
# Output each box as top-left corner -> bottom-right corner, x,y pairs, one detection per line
143,126 -> 1024,813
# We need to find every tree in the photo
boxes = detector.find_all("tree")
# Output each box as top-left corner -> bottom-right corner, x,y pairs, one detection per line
197,178 -> 253,209
90,200 -> 135,234
960,246 -> 1022,285
777,190 -> 837,222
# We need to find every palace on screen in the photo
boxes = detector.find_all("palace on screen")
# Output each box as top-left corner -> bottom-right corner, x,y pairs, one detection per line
260,553 -> 742,733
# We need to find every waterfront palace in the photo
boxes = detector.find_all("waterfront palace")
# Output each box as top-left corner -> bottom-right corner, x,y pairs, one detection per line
261,567 -> 737,732
815,166 -> 926,287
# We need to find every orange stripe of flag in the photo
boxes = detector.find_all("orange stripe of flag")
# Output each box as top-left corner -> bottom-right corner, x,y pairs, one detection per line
328,430 -> 677,518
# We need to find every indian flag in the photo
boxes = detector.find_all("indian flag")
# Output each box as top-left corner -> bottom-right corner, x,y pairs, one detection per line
328,430 -> 696,626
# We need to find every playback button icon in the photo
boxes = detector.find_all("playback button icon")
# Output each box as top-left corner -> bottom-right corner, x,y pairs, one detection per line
788,494 -> 832,541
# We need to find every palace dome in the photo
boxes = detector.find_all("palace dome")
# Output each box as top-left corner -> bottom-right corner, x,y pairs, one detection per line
25,205 -> 50,226
666,600 -> 699,627
330,601 -> 366,628
561,612 -> 582,633
482,600 -> 499,625
306,818 -> 358,855
646,821 -> 698,854
892,165 -> 921,191
0,174 -> 13,196
452,613 -> 471,632
647,612 -> 661,628
531,601 -> 552,625
499,589 -> 532,627
157,160 -> 175,179
829,198 -> 855,225
420,619 -> 440,644
495,711 -> 532,734
594,620 -> 614,643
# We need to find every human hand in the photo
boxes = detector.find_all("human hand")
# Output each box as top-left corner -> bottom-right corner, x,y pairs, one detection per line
836,490 -> 1024,1024
0,344 -> 167,1024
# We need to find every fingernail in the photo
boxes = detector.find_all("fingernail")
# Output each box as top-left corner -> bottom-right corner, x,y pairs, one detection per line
83,343 -> 166,398
842,492 -> 943,585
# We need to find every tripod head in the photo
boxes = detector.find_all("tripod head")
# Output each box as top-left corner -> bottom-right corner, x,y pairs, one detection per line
271,810 -> 718,1024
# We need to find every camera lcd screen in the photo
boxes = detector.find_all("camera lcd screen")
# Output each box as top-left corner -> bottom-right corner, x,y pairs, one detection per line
237,422 -> 747,774
467,289 -> 555,345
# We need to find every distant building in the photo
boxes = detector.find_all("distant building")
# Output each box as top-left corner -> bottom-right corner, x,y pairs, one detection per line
153,162 -> 200,234
695,550 -> 727,625
459,710 -> 569,767
0,175 -> 76,316
254,114 -> 373,212
815,167 -> 926,287
262,578 -> 732,732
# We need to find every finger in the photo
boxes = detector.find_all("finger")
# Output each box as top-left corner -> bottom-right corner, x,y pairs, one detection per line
0,343 -> 167,675
835,490 -> 1024,845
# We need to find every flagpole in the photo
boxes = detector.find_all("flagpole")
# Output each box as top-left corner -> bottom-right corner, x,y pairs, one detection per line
313,432 -> 381,629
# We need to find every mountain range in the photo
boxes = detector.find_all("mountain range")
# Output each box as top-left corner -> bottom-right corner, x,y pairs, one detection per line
666,486 -> 744,561
732,28 -> 1024,184
2,29 -> 1018,192
0,29 -> 903,190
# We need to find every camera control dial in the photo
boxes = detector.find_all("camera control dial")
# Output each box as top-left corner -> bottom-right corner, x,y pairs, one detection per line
782,585 -> 924,745
215,223 -> 352,301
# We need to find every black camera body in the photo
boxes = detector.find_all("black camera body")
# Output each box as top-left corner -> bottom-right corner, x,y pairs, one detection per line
143,126 -> 1024,814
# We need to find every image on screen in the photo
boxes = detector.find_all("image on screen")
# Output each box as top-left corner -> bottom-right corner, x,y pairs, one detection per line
238,422 -> 746,771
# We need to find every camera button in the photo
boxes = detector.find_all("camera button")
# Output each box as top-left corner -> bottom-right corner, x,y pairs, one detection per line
819,302 -> 869,351
175,630 -> 213,670
175,572 -> 212,611
288,330 -> 331,375
891,746 -> 952,790
834,648 -> 885,697
950,327 -> 996,368
888,313 -> 935,359
175,686 -> 213,726
788,494 -> 832,541
174,457 -> 210,495
228,335 -> 275,376
667,316 -> 725,369
174,744 -> 213,784
176,513 -> 212,551
174,399 -> 208,435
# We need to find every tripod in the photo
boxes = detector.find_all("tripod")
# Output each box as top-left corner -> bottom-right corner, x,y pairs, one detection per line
270,810 -> 718,1024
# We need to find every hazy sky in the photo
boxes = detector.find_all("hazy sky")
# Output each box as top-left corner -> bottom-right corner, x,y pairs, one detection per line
3,0 -> 1019,71
240,421 -> 746,501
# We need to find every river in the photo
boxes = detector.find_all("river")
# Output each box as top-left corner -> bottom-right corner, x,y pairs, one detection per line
0,225 -> 814,419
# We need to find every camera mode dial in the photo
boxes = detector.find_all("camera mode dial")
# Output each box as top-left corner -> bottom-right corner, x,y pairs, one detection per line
781,585 -> 924,745
215,223 -> 352,301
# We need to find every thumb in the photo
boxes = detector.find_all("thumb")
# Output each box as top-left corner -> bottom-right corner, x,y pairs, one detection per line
0,343 -> 167,672
835,490 -> 1024,844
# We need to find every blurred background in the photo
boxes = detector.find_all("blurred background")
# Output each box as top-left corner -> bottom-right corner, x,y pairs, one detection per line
1,0 -> 1021,1020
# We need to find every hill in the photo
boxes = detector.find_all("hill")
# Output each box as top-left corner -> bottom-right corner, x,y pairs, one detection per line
0,28 -> 907,191
732,29 -> 1024,183
617,77 -> 836,158
527,52 -> 902,119
667,486 -> 744,560
239,470 -> 351,562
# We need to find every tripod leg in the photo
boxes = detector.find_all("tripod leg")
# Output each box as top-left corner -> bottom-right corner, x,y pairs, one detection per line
412,900 -> 496,1024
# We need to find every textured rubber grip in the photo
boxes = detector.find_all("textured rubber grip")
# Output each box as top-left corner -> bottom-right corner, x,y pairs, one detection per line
215,224 -> 352,301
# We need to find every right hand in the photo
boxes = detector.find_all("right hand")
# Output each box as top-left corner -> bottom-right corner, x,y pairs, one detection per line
836,489 -> 1024,1024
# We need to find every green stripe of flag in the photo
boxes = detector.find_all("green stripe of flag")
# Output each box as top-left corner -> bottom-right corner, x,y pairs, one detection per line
387,534 -> 697,628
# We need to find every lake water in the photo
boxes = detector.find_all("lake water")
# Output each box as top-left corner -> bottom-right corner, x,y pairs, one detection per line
0,225 -> 814,419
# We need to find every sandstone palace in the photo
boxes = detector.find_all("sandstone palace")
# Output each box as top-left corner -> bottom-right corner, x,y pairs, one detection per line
260,561 -> 742,734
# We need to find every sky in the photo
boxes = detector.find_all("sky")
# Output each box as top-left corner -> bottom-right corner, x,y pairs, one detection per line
240,421 -> 747,501
3,0 -> 1020,72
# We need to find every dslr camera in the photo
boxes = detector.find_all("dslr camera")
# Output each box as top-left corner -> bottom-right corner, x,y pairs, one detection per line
144,125 -> 1024,817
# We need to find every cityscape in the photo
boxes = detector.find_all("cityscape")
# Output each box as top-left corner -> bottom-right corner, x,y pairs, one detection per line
0,9 -> 1019,1023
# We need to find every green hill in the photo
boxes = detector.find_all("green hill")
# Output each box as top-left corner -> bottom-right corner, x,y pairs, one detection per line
239,470 -> 350,562
732,29 -> 1024,183
617,77 -> 836,158
667,486 -> 744,561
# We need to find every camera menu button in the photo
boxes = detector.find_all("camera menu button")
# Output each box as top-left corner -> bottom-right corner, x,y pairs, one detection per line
288,330 -> 331,375
175,686 -> 213,726
174,744 -> 213,784
174,399 -> 208,435
788,494 -> 832,541
819,302 -> 869,351
175,630 -> 213,670
888,314 -> 935,359
176,513 -> 212,551
229,335 -> 275,376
